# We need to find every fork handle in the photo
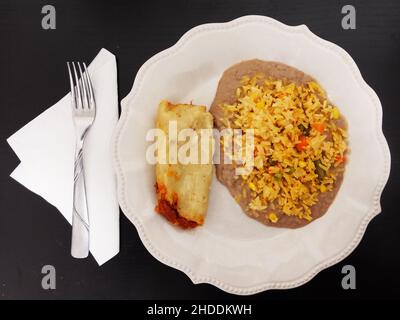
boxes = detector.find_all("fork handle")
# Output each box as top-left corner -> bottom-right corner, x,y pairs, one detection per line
71,145 -> 90,258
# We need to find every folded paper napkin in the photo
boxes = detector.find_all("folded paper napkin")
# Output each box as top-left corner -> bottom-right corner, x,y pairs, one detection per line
7,48 -> 119,265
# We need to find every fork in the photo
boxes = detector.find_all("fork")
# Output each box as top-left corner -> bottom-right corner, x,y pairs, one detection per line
67,62 -> 96,258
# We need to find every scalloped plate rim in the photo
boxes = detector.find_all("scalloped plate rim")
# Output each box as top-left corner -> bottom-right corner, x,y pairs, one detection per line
113,15 -> 391,295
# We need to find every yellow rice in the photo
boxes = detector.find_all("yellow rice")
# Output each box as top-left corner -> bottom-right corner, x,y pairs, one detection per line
221,74 -> 348,221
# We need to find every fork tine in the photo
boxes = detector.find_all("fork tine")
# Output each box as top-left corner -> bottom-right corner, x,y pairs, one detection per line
67,62 -> 76,108
72,62 -> 82,109
77,62 -> 89,109
83,63 -> 95,104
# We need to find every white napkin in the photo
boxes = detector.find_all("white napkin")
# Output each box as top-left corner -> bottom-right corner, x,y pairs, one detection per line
7,48 -> 119,266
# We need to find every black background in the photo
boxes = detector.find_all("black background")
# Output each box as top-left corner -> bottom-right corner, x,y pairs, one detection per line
0,0 -> 399,300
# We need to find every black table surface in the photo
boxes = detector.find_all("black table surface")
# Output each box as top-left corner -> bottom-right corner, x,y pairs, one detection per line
0,0 -> 399,300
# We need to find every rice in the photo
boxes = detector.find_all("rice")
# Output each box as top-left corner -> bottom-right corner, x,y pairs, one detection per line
221,74 -> 348,221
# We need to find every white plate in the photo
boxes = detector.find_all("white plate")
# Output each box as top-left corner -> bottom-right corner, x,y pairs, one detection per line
113,16 -> 391,295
